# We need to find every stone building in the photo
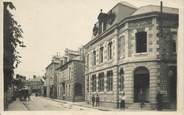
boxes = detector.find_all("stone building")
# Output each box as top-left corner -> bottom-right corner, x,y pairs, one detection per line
45,55 -> 61,98
27,76 -> 44,94
56,49 -> 85,102
84,2 -> 178,109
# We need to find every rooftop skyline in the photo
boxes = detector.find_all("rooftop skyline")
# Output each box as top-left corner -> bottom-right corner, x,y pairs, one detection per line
12,0 -> 180,78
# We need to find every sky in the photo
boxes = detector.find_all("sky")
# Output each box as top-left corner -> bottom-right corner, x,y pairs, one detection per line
11,0 -> 180,78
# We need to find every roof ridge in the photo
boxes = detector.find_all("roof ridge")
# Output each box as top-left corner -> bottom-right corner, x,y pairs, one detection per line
119,1 -> 138,9
139,4 -> 178,10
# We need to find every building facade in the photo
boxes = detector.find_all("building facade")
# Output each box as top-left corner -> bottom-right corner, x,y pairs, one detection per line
27,76 -> 44,94
45,55 -> 61,98
56,49 -> 85,102
84,2 -> 178,109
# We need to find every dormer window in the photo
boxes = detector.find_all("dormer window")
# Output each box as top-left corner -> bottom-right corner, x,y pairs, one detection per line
108,10 -> 116,25
93,24 -> 98,36
97,9 -> 108,34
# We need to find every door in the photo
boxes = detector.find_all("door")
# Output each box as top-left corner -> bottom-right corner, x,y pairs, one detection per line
134,67 -> 150,102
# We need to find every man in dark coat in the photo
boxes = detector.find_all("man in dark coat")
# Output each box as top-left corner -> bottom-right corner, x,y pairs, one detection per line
96,94 -> 100,107
139,89 -> 144,109
92,95 -> 95,107
156,91 -> 162,111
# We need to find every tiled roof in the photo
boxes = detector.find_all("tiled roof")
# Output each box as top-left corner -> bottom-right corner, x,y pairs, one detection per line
132,5 -> 178,16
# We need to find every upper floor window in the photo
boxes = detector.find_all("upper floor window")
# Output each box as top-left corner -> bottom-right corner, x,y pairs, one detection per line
86,54 -> 89,67
98,73 -> 104,91
68,67 -> 71,80
93,51 -> 96,65
119,36 -> 125,57
107,70 -> 113,91
99,47 -> 104,63
87,76 -> 89,92
136,32 -> 147,53
172,32 -> 177,52
108,42 -> 112,60
92,75 -> 96,92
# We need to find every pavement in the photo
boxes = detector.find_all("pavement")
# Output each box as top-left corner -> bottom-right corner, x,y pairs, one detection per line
6,96 -> 100,111
47,97 -> 116,111
6,96 -> 176,111
7,99 -> 27,111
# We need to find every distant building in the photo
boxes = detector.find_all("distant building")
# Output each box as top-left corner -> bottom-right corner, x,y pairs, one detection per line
45,55 -> 61,98
56,48 -> 85,102
84,2 -> 178,109
14,74 -> 27,89
28,76 -> 44,93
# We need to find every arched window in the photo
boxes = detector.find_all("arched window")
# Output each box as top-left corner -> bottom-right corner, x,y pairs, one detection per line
134,67 -> 149,102
75,83 -> 82,96
136,32 -> 147,53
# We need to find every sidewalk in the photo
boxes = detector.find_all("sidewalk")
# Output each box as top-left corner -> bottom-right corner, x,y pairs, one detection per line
46,97 -> 117,111
6,99 -> 27,111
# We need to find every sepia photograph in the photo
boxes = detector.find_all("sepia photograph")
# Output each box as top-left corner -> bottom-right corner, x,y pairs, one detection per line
1,0 -> 184,113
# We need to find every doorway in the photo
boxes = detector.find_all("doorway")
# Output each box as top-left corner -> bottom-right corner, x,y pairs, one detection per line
134,67 -> 149,102
168,66 -> 177,103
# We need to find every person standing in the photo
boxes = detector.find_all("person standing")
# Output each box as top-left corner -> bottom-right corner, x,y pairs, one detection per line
96,94 -> 100,107
92,95 -> 95,107
120,92 -> 126,110
28,88 -> 32,101
139,89 -> 144,109
156,91 -> 162,111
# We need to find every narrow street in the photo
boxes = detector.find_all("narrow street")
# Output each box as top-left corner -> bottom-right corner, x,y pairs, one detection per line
8,95 -> 99,111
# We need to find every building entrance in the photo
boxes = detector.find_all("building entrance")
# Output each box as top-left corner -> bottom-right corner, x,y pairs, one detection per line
168,66 -> 177,103
134,67 -> 149,102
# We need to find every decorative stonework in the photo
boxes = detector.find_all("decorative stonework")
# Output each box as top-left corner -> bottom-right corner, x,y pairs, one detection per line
128,19 -> 153,29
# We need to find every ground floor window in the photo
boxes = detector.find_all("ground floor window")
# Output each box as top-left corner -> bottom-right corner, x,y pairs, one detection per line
75,83 -> 82,96
107,70 -> 113,91
92,75 -> 96,92
98,72 -> 104,91
119,68 -> 124,91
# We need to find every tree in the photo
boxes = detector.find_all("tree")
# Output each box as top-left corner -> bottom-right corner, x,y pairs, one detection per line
3,1 -> 25,100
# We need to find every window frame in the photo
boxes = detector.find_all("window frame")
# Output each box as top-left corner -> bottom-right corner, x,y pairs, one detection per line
93,50 -> 96,65
91,75 -> 96,92
98,73 -> 104,92
99,47 -> 104,63
106,70 -> 113,91
135,31 -> 147,53
108,42 -> 112,60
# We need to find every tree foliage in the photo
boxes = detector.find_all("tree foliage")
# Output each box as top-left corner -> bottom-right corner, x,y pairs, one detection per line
4,2 -> 26,91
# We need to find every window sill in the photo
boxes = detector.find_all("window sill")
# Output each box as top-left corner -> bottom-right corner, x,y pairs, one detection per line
134,52 -> 148,56
98,91 -> 105,94
106,91 -> 113,94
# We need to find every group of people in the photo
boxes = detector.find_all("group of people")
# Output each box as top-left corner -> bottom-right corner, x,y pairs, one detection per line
91,90 -> 163,110
91,94 -> 100,107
